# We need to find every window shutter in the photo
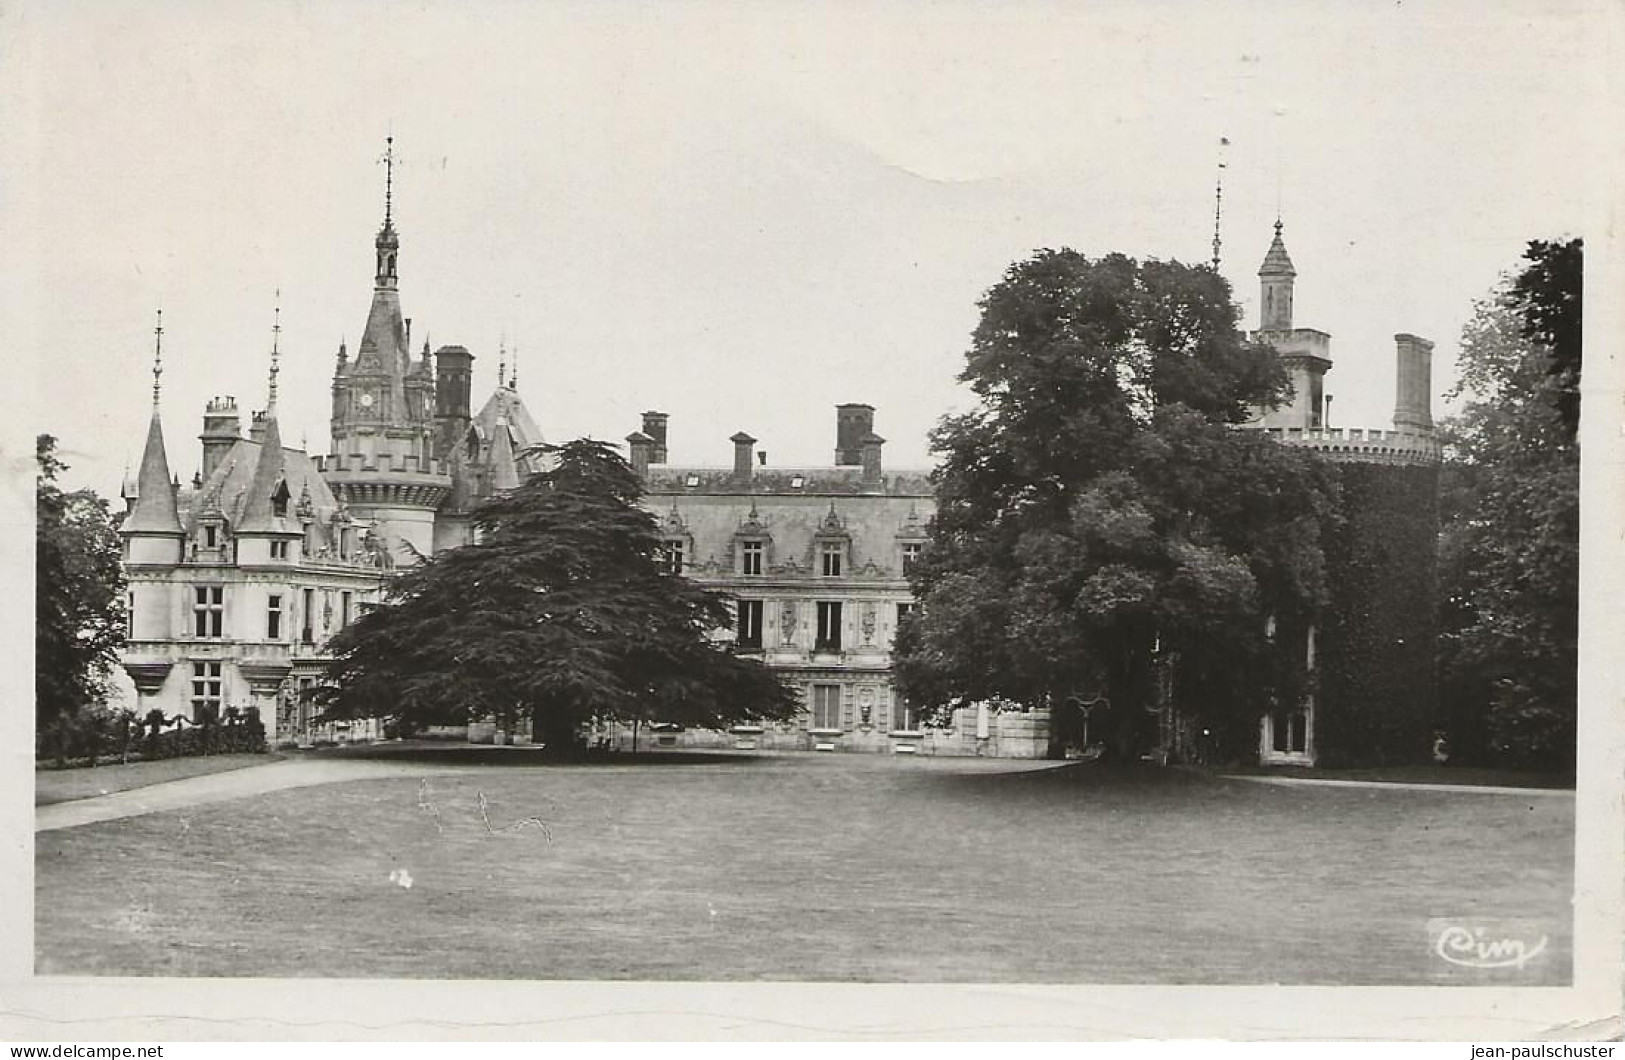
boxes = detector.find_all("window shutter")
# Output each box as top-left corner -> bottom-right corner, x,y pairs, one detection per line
842,684 -> 854,731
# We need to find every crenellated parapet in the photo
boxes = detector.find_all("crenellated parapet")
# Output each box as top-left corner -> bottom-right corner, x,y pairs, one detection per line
313,452 -> 448,477
1255,425 -> 1441,465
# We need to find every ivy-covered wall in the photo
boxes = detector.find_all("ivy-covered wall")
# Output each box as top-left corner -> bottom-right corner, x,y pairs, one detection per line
1314,462 -> 1441,767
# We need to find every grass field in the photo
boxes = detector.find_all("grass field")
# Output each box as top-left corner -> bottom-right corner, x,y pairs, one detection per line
34,753 -> 282,806
34,752 -> 1573,983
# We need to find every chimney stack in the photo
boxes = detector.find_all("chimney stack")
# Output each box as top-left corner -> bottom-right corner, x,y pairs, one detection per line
731,431 -> 757,481
626,431 -> 654,479
433,345 -> 475,461
860,432 -> 885,485
199,396 -> 242,482
835,403 -> 875,466
641,411 -> 669,464
1392,333 -> 1435,433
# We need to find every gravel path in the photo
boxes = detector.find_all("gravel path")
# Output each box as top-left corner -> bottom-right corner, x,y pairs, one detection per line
34,757 -> 469,832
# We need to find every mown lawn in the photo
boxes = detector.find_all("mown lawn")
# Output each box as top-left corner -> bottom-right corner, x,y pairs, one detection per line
34,754 -> 1573,983
35,753 -> 282,806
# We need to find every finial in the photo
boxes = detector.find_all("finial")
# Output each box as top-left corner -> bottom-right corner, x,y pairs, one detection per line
498,337 -> 507,389
380,136 -> 396,227
151,308 -> 164,406
1212,136 -> 1229,271
268,290 -> 282,411
511,342 -> 519,390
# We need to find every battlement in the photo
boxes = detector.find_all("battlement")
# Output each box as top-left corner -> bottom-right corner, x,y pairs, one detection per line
314,452 -> 450,477
1256,425 -> 1442,465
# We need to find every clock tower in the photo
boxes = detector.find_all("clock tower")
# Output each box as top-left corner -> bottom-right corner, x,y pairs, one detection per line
322,138 -> 451,561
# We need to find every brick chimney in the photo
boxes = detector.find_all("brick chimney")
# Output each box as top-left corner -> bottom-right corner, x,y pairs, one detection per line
731,431 -> 757,481
835,403 -> 874,466
626,431 -> 654,479
641,411 -> 669,464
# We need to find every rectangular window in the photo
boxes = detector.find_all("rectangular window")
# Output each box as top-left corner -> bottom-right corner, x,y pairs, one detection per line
1272,710 -> 1308,754
270,540 -> 290,560
193,585 -> 224,638
740,540 -> 764,576
126,590 -> 135,638
821,542 -> 844,577
301,588 -> 315,644
662,539 -> 686,575
736,599 -> 763,650
815,601 -> 843,652
341,591 -> 352,628
267,594 -> 283,640
191,661 -> 223,719
901,542 -> 923,574
896,601 -> 917,624
892,696 -> 918,733
204,524 -> 218,548
812,683 -> 842,730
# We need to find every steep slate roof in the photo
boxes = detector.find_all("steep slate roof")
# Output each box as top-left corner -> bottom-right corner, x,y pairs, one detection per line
181,438 -> 350,553
236,411 -> 295,534
123,410 -> 184,534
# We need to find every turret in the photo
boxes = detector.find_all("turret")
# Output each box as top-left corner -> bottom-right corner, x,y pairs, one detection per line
1259,220 -> 1296,332
122,311 -> 186,564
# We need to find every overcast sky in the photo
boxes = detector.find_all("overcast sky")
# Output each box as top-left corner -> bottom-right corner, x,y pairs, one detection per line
9,0 -> 1603,498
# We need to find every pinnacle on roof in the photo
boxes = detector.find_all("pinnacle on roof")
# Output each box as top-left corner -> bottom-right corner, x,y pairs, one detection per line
1259,219 -> 1296,277
124,311 -> 184,535
238,309 -> 297,535
489,417 -> 520,492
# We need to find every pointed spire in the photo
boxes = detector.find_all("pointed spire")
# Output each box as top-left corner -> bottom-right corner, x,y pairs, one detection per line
238,412 -> 290,533
1258,220 -> 1297,331
1259,219 -> 1296,276
120,462 -> 138,508
124,310 -> 183,535
240,307 -> 294,534
374,137 -> 401,289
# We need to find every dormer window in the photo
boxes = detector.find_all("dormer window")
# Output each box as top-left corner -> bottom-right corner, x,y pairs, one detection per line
204,524 -> 218,549
661,538 -> 686,575
901,542 -> 924,574
271,477 -> 291,518
740,539 -> 765,576
821,541 -> 845,577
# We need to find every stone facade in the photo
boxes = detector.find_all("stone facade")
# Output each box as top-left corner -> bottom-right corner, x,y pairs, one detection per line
117,176 -> 543,748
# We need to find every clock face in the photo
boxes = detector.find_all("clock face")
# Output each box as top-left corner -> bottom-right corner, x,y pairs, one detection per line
358,392 -> 374,408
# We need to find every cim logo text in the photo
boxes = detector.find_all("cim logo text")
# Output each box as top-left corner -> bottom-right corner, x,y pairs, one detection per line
1429,918 -> 1550,971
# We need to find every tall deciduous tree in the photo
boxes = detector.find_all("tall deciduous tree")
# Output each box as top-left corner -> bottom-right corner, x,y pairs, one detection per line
36,434 -> 127,747
895,251 -> 1338,760
317,438 -> 798,748
1439,239 -> 1581,769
